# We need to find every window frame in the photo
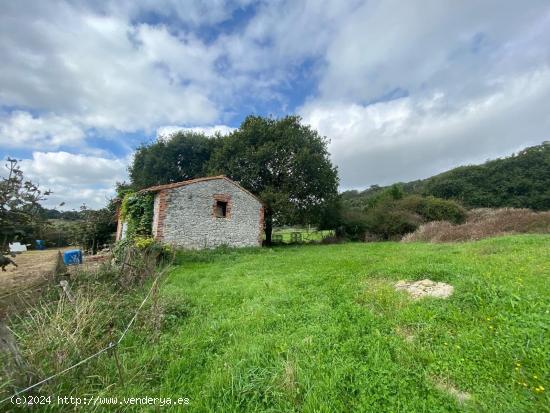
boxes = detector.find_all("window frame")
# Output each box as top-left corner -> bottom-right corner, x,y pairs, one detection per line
212,194 -> 231,219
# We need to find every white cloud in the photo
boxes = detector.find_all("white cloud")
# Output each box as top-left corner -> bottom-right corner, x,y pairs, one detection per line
0,0 -> 361,148
319,0 -> 550,103
18,152 -> 129,209
218,1 -> 359,73
0,2 -> 219,137
301,69 -> 550,188
0,111 -> 85,149
293,0 -> 550,188
157,124 -> 235,140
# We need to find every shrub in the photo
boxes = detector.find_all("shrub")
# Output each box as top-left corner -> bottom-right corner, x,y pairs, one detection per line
340,194 -> 467,241
364,184 -> 404,209
364,207 -> 422,240
320,235 -> 345,244
112,238 -> 173,286
134,236 -> 155,249
338,209 -> 369,241
397,195 -> 466,224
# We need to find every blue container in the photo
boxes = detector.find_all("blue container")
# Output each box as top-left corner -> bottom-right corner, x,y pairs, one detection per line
36,240 -> 45,250
63,249 -> 83,265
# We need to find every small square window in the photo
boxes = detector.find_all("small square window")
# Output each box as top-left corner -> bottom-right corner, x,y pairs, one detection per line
215,200 -> 228,218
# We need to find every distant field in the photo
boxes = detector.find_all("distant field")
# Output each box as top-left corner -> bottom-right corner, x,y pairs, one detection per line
270,228 -> 334,243
6,235 -> 549,412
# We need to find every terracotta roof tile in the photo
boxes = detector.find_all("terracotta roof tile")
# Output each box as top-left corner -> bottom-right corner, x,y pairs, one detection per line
139,175 -> 226,193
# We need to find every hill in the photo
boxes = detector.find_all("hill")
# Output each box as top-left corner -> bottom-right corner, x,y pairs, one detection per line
343,142 -> 550,210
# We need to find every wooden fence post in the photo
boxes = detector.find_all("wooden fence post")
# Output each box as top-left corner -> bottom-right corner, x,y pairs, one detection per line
108,325 -> 125,385
59,280 -> 75,303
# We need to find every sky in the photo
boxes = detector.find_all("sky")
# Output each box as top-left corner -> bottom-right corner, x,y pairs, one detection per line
1,0 -> 549,210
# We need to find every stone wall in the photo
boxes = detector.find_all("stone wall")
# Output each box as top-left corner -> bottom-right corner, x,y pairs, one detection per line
155,178 -> 263,249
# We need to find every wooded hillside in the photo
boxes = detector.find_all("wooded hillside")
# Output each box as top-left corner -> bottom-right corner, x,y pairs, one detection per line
343,142 -> 550,210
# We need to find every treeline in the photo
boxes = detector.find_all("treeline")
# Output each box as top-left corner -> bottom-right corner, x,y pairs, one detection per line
1,157 -> 117,253
342,142 -> 550,211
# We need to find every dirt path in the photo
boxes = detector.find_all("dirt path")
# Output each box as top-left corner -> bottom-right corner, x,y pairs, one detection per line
0,249 -> 68,296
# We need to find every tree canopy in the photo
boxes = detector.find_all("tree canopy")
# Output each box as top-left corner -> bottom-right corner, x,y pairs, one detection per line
129,131 -> 220,189
207,115 -> 339,243
420,142 -> 550,210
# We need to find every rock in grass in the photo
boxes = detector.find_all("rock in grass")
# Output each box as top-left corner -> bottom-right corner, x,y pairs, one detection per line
395,279 -> 454,299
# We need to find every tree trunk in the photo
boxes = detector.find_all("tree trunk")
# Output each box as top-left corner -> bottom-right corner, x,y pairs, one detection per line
1,233 -> 7,252
264,209 -> 273,246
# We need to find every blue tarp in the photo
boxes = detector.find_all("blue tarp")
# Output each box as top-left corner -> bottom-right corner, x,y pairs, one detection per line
63,249 -> 83,265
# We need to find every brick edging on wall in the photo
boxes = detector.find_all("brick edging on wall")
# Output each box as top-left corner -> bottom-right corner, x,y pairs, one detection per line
115,207 -> 123,241
258,205 -> 265,246
212,194 -> 232,219
155,190 -> 168,241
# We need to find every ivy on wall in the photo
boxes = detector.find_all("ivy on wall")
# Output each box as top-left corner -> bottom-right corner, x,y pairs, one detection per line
120,192 -> 154,239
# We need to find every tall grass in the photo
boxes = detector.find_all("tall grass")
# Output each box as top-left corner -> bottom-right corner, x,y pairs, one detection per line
403,208 -> 550,242
1,242 -> 170,406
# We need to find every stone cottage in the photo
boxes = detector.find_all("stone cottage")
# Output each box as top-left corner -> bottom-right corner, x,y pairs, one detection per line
117,176 -> 264,249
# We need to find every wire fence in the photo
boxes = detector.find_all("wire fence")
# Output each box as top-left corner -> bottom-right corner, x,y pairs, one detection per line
0,267 -> 169,406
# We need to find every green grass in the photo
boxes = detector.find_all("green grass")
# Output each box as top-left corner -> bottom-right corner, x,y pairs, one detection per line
7,235 -> 550,412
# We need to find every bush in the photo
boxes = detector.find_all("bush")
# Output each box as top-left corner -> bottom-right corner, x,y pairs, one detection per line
364,184 -> 404,209
338,209 -> 369,241
338,194 -> 467,241
398,195 -> 466,224
320,235 -> 345,244
364,206 -> 422,240
40,221 -> 80,247
134,236 -> 156,249
112,238 -> 173,286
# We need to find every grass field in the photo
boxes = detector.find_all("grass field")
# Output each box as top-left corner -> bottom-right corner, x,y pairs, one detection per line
6,235 -> 550,412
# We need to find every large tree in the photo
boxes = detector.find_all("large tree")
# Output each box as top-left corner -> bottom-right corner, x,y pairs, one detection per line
0,158 -> 50,249
208,115 -> 339,244
129,131 -> 219,189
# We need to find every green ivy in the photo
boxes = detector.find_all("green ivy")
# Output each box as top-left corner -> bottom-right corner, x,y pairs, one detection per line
120,192 -> 154,239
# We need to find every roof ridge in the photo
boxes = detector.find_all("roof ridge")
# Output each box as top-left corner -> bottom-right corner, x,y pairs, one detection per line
139,175 -> 226,193
139,175 -> 263,205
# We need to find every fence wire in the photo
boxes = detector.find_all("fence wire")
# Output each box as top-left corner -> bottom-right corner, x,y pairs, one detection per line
0,268 -> 168,406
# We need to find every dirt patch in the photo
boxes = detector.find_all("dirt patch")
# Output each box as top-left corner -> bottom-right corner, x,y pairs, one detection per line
395,279 -> 454,299
0,250 -> 111,294
431,376 -> 471,403
282,359 -> 297,393
0,249 -> 68,295
395,325 -> 415,343
0,250 -> 111,315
